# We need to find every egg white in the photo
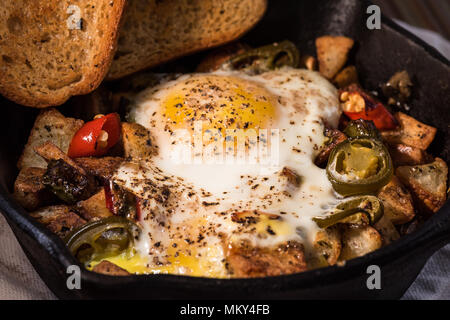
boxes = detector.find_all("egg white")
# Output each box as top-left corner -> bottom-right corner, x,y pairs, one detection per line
112,67 -> 342,276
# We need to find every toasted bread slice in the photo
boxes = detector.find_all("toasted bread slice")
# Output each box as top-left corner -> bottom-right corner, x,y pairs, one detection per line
18,109 -> 84,170
0,1 -> 126,107
108,0 -> 267,79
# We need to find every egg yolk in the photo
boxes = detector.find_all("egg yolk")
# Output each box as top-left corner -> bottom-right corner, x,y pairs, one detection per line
88,246 -> 228,278
163,75 -> 277,134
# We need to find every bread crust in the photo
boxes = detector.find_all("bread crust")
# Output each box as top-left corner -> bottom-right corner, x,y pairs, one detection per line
108,0 -> 267,79
0,0 -> 126,107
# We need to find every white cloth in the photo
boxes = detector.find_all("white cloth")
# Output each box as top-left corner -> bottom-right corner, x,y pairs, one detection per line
0,20 -> 448,300
0,214 -> 55,299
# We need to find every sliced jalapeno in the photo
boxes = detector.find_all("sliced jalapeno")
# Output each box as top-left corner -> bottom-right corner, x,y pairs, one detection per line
343,119 -> 381,140
327,138 -> 393,196
224,40 -> 300,74
313,196 -> 383,229
65,216 -> 140,264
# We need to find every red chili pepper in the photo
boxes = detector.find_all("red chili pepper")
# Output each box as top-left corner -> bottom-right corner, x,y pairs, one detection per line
68,113 -> 121,158
341,86 -> 398,131
135,197 -> 142,222
104,181 -> 116,215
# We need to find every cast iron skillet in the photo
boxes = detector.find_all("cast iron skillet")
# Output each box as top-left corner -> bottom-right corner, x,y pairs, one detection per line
0,0 -> 449,299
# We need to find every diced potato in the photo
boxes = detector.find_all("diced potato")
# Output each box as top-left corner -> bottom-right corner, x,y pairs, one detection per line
30,205 -> 86,238
122,123 -> 157,160
388,144 -> 433,167
396,158 -> 448,213
18,109 -> 83,170
339,226 -> 382,261
225,240 -> 307,277
316,36 -> 354,79
34,141 -> 85,174
381,112 -> 437,150
13,167 -> 52,211
92,261 -> 130,276
77,188 -> 113,221
312,226 -> 342,267
374,214 -> 400,246
333,65 -> 359,88
377,176 -> 415,225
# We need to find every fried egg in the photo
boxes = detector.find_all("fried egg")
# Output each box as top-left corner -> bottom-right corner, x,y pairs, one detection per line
110,67 -> 341,277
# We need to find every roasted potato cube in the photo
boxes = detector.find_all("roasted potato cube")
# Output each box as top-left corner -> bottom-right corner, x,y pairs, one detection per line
30,205 -> 86,238
333,65 -> 359,88
381,112 -> 437,150
77,188 -> 113,221
374,214 -> 400,245
34,141 -> 85,174
396,158 -> 448,214
122,123 -> 157,159
388,144 -> 433,167
312,226 -> 342,267
377,176 -> 415,225
92,261 -> 130,276
18,109 -> 83,170
75,157 -> 124,181
13,167 -> 52,210
225,240 -> 307,277
339,226 -> 382,261
316,36 -> 354,79
35,142 -> 97,204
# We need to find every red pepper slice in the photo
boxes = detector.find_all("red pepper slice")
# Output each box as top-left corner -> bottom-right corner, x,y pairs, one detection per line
341,85 -> 398,131
135,197 -> 142,222
104,181 -> 117,215
68,113 -> 121,158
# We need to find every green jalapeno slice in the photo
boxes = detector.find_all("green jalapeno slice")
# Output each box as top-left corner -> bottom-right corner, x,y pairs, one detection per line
65,216 -> 140,264
326,138 -> 393,196
225,40 -> 300,74
343,119 -> 381,140
313,195 -> 383,229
